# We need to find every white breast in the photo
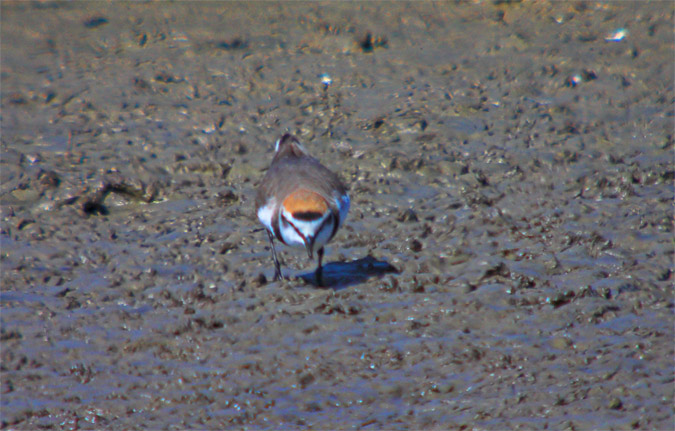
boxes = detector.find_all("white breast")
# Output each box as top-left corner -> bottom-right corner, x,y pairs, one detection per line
337,193 -> 350,227
278,206 -> 333,251
257,198 -> 277,233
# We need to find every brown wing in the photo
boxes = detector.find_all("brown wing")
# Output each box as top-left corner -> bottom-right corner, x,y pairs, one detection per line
256,155 -> 347,211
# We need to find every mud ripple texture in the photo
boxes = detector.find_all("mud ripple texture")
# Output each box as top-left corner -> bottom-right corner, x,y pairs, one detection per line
1,2 -> 673,430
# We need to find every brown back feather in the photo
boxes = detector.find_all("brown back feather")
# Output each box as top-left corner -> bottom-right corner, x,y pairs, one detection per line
255,135 -> 348,211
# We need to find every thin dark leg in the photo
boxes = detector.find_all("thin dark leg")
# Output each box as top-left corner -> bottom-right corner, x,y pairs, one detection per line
267,230 -> 283,281
315,246 -> 325,286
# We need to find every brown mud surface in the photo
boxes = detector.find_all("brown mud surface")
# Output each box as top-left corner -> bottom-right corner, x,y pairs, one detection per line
1,2 -> 673,430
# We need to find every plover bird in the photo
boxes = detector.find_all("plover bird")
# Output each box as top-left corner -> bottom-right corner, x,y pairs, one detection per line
256,134 -> 349,284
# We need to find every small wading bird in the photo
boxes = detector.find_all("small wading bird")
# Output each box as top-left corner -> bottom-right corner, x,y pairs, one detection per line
255,134 -> 350,285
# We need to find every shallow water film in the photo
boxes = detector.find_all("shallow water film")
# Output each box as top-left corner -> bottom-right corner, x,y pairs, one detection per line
1,2 -> 673,430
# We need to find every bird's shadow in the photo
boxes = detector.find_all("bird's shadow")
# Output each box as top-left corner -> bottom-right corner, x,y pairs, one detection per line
296,255 -> 399,290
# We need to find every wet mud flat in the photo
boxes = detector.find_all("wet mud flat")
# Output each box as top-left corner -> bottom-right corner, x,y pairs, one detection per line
1,2 -> 673,429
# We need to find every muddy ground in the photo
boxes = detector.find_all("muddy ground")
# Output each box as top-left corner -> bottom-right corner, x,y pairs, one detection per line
1,2 -> 673,430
